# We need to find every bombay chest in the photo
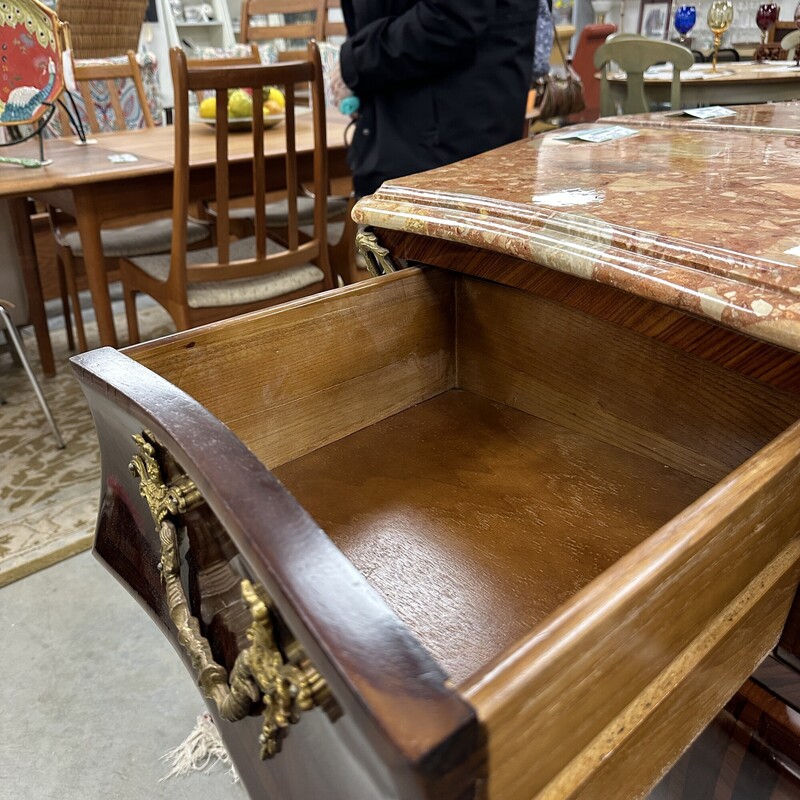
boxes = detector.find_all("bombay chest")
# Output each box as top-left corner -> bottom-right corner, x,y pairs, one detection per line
72,127 -> 800,798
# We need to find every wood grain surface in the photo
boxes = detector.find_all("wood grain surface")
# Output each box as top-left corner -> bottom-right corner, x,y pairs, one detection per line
273,388 -> 713,685
457,278 -> 800,484
128,269 -> 455,468
461,412 -> 800,799
384,231 -> 800,396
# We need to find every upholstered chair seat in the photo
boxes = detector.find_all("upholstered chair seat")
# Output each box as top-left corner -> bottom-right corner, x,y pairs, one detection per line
57,218 -> 210,258
127,236 -> 324,310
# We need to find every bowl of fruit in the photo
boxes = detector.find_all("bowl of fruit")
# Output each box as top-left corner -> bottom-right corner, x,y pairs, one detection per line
195,87 -> 286,130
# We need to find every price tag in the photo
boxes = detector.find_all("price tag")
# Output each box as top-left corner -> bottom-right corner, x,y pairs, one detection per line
108,153 -> 139,163
682,106 -> 737,119
552,125 -> 639,143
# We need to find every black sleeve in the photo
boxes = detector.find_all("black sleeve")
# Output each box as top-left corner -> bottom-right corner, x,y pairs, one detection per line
339,0 -> 497,94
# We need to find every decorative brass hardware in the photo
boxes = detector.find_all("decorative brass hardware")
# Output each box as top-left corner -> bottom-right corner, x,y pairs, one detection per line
129,432 -> 203,524
356,227 -> 397,277
129,430 -> 332,758
240,578 -> 332,759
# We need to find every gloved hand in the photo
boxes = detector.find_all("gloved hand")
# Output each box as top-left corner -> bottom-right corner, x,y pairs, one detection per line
330,62 -> 360,117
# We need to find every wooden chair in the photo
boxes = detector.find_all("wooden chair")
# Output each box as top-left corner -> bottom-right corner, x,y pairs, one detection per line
239,1 -> 322,46
569,23 -> 617,122
595,36 -> 694,116
50,50 -> 211,351
780,29 -> 800,60
120,43 -> 337,341
55,50 -> 155,134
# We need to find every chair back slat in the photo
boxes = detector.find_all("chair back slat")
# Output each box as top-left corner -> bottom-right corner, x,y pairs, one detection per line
252,85 -> 267,261
309,42 -> 330,247
77,82 -> 100,132
284,81 -> 299,252
215,86 -> 231,266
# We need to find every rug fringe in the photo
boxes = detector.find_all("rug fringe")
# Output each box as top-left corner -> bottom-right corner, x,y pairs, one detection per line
160,712 -> 239,783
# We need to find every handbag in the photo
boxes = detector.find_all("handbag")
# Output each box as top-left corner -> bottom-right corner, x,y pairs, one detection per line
535,32 -> 585,120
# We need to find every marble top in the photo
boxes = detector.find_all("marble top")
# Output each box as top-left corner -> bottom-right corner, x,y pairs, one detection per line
353,125 -> 800,352
606,101 -> 800,135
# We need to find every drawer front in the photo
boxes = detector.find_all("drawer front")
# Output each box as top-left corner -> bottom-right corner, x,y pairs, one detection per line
463,419 -> 800,799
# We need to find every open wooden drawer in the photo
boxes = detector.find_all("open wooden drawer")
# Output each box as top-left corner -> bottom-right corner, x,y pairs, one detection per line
72,267 -> 800,799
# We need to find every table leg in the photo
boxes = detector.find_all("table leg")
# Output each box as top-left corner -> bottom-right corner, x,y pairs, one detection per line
73,192 -> 118,349
8,197 -> 56,376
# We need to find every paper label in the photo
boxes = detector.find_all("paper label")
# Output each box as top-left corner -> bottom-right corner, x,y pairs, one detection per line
62,50 -> 77,93
552,125 -> 639,143
108,153 -> 139,163
682,106 -> 737,119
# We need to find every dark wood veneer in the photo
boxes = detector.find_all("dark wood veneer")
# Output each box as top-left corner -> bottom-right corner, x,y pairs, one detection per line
381,230 -> 800,395
72,348 -> 480,800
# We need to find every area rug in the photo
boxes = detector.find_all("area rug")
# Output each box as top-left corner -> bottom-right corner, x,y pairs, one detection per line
0,300 -> 174,587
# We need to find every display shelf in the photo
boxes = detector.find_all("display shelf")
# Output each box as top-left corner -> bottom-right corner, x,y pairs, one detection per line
176,20 -> 225,27
149,0 -> 237,108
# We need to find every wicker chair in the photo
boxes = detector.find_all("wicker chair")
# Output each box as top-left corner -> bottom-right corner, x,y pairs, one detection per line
56,0 -> 148,58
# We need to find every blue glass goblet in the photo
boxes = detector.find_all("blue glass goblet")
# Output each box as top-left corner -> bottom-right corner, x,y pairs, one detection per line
674,4 -> 697,44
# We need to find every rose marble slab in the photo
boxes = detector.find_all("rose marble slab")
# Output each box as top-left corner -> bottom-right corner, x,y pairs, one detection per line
603,101 -> 800,136
353,126 -> 800,352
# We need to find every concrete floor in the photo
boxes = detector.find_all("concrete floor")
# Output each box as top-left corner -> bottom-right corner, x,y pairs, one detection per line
0,551 -> 246,800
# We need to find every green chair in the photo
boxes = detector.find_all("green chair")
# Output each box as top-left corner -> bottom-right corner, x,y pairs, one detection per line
780,29 -> 800,58
595,35 -> 694,116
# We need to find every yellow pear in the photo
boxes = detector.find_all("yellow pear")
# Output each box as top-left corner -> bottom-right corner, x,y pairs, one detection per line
228,89 -> 253,118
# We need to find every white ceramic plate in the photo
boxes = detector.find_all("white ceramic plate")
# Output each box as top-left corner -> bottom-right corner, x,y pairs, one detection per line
191,110 -> 285,130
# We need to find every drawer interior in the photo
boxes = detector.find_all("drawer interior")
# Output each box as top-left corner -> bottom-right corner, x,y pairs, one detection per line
272,388 -> 714,684
129,268 -> 800,688
270,273 -> 800,685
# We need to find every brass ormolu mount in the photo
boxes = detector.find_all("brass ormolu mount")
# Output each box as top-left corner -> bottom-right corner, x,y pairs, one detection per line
129,430 -> 334,759
355,227 -> 397,277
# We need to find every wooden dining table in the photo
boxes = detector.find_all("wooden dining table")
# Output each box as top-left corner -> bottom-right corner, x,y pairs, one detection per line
2,112 -> 351,350
606,61 -> 800,109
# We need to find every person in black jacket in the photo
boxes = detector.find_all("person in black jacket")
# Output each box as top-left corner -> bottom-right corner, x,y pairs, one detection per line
331,0 -> 538,198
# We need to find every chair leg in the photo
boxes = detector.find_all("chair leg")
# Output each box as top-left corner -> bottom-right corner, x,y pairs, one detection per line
55,254 -> 75,351
0,305 -> 65,449
61,249 -> 89,352
123,286 -> 140,345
